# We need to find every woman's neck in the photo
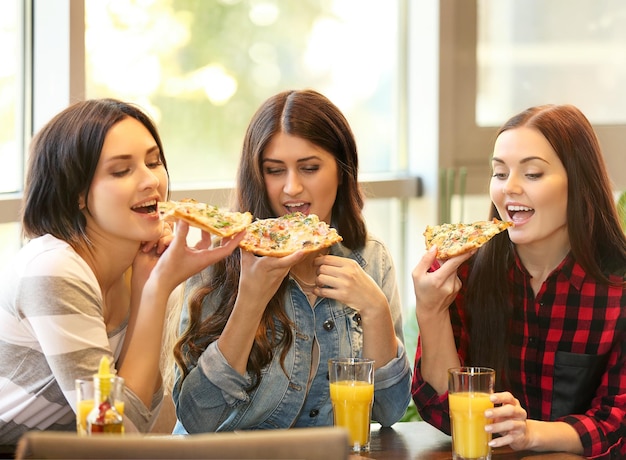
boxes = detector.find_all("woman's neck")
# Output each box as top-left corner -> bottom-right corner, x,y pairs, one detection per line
75,238 -> 137,292
516,239 -> 570,292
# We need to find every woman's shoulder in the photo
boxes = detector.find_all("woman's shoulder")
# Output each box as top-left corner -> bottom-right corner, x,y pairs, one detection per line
330,233 -> 396,279
332,233 -> 391,258
10,234 -> 95,282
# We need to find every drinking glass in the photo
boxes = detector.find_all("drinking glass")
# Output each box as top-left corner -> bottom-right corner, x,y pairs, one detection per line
75,376 -> 125,435
328,357 -> 375,453
448,367 -> 495,460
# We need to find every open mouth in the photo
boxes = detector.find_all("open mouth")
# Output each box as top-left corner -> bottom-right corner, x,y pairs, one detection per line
132,199 -> 158,214
284,202 -> 310,214
507,204 -> 534,222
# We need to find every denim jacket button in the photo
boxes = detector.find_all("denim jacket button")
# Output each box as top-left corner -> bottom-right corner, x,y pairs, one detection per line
323,320 -> 335,331
353,313 -> 362,326
309,409 -> 319,417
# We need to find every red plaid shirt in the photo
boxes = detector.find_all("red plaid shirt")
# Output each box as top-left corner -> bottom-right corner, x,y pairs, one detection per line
412,253 -> 626,459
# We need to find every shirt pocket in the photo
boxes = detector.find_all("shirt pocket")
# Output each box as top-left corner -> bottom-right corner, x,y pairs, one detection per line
551,350 -> 609,420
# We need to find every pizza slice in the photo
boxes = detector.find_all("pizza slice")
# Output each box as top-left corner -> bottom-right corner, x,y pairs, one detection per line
239,212 -> 343,257
424,218 -> 514,259
158,199 -> 253,237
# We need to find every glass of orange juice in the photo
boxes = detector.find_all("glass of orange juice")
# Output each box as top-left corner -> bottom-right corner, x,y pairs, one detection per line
75,376 -> 125,435
448,367 -> 495,460
328,357 -> 375,452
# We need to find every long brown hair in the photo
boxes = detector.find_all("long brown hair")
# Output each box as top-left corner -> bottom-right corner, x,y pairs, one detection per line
465,104 -> 626,386
174,89 -> 367,389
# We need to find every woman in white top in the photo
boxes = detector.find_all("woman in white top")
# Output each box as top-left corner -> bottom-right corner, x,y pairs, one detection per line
0,99 -> 243,446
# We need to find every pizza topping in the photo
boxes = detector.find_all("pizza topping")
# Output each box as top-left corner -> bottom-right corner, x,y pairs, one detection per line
424,218 -> 513,260
239,212 -> 343,257
158,199 -> 253,237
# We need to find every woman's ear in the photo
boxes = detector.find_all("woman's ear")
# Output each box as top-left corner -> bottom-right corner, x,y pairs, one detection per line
78,194 -> 86,210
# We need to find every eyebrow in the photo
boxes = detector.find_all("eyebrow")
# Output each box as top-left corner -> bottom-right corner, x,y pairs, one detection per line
491,156 -> 549,165
262,156 -> 321,164
103,146 -> 160,163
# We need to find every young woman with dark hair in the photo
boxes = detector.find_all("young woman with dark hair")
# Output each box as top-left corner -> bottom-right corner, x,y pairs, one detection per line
172,89 -> 411,433
411,104 -> 626,458
0,99 -> 242,445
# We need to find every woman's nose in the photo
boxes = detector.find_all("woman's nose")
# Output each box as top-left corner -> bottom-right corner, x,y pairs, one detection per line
140,166 -> 161,190
502,175 -> 522,195
283,171 -> 303,196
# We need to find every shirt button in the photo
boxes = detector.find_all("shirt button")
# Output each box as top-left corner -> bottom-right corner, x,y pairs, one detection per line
309,409 -> 319,417
353,313 -> 362,326
323,320 -> 335,331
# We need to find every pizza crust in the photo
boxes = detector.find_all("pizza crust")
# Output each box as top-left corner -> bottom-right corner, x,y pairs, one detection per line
424,218 -> 513,259
239,213 -> 343,257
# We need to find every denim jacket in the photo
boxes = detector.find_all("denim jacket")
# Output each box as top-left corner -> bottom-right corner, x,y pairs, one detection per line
172,235 -> 412,434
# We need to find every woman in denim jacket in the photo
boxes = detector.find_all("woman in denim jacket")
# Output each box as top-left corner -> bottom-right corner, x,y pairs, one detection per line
171,89 -> 412,433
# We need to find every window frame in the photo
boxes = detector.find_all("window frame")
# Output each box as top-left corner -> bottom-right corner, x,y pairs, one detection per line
440,0 -> 626,195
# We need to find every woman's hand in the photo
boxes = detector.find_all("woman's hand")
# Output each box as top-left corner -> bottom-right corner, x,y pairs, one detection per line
411,246 -> 473,320
142,220 -> 174,255
217,249 -> 306,374
312,254 -> 398,368
410,247 -> 473,393
238,248 -> 306,308
486,392 -> 531,451
486,392 -> 584,454
150,220 -> 245,292
312,254 -> 387,313
131,221 -> 175,292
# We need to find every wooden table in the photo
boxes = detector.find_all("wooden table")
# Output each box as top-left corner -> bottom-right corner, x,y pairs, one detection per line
355,422 -> 585,460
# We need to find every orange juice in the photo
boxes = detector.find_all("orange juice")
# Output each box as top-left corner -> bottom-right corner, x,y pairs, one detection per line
329,380 -> 374,449
449,392 -> 493,459
77,399 -> 125,435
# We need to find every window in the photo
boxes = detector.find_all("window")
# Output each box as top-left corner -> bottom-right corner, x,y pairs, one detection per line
84,0 -> 404,187
0,0 -> 24,194
0,0 -> 25,261
439,0 -> 626,197
477,0 -> 626,126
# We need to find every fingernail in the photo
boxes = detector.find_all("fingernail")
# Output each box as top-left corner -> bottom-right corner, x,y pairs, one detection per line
485,410 -> 493,418
484,424 -> 492,432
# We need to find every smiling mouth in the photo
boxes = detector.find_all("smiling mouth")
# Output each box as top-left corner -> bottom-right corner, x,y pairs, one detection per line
507,205 -> 534,222
132,199 -> 158,214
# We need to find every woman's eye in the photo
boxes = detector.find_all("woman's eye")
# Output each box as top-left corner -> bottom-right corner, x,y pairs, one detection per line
492,172 -> 507,179
526,173 -> 543,179
301,165 -> 319,173
147,160 -> 163,169
265,167 -> 284,175
112,169 -> 130,177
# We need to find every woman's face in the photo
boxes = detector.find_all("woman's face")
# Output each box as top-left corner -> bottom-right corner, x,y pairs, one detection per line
84,117 -> 168,245
489,126 -> 569,251
262,132 -> 339,223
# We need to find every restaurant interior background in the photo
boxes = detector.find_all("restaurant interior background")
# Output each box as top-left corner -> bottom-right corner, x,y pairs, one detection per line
1,0 -> 626,420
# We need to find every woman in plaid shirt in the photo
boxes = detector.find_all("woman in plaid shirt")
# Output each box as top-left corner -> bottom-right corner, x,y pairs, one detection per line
411,104 -> 625,459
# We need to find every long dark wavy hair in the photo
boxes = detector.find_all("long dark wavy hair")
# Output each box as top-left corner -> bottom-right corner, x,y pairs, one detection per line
465,104 -> 626,387
174,89 -> 367,390
22,98 -> 168,249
